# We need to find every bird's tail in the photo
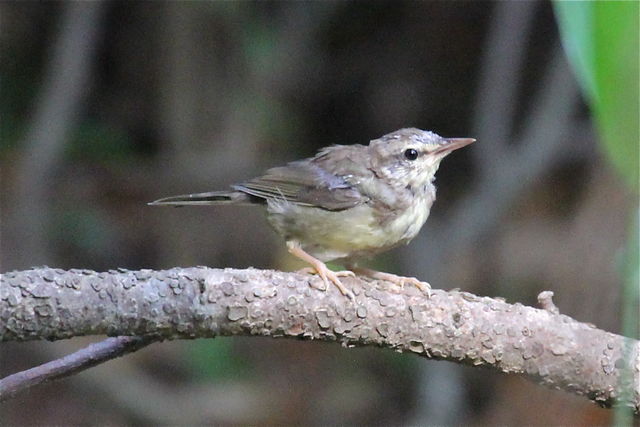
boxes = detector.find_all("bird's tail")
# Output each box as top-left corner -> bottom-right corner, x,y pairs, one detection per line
148,190 -> 251,206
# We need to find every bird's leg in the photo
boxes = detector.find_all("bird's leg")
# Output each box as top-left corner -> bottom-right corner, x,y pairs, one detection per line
287,241 -> 355,299
347,265 -> 431,297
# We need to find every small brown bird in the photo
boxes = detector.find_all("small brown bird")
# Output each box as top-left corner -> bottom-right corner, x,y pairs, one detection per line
150,128 -> 474,299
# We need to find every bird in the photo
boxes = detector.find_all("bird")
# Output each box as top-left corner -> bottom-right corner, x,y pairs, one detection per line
149,128 -> 474,300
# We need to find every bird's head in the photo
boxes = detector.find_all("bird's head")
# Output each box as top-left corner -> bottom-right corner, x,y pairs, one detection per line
369,128 -> 475,189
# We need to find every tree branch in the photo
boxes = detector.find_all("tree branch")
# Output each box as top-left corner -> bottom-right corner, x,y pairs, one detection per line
0,336 -> 157,402
1,267 -> 638,412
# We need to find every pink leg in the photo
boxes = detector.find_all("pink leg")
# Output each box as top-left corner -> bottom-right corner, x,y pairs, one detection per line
288,242 -> 355,300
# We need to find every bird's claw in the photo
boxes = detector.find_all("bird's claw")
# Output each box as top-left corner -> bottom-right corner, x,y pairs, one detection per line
320,269 -> 356,300
296,267 -> 356,299
350,267 -> 431,298
392,276 -> 431,297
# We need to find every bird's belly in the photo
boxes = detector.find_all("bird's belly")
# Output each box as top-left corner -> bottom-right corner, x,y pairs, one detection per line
267,200 -> 431,262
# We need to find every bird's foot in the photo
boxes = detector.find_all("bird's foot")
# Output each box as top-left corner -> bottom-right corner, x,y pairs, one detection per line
305,266 -> 356,300
350,267 -> 431,297
288,243 -> 355,300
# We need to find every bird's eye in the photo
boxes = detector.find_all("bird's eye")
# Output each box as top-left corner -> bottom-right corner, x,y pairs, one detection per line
404,148 -> 419,161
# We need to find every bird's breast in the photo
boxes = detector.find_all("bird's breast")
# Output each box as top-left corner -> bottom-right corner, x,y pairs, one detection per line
382,189 -> 433,244
266,184 -> 435,262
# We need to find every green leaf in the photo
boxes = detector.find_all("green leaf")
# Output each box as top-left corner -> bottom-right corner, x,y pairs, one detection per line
554,1 -> 639,190
554,2 -> 598,101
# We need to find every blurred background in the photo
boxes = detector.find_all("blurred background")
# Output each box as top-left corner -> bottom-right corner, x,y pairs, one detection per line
1,1 -> 637,425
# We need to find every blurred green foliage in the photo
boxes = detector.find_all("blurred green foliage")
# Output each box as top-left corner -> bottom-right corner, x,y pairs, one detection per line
188,338 -> 253,381
54,208 -> 114,252
622,212 -> 639,340
66,120 -> 135,163
617,211 -> 639,425
554,1 -> 639,190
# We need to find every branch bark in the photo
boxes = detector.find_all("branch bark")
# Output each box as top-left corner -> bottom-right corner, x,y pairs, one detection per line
1,267 -> 638,412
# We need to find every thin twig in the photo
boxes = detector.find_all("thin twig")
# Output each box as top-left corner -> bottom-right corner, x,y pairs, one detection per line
0,336 -> 158,402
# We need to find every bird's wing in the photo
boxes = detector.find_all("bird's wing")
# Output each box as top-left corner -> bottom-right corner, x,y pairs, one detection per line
235,149 -> 369,211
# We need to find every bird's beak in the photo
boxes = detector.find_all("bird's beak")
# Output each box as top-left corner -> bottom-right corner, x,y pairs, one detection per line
434,138 -> 476,155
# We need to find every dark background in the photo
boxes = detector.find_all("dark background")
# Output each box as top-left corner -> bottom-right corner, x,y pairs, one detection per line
1,2 -> 633,424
